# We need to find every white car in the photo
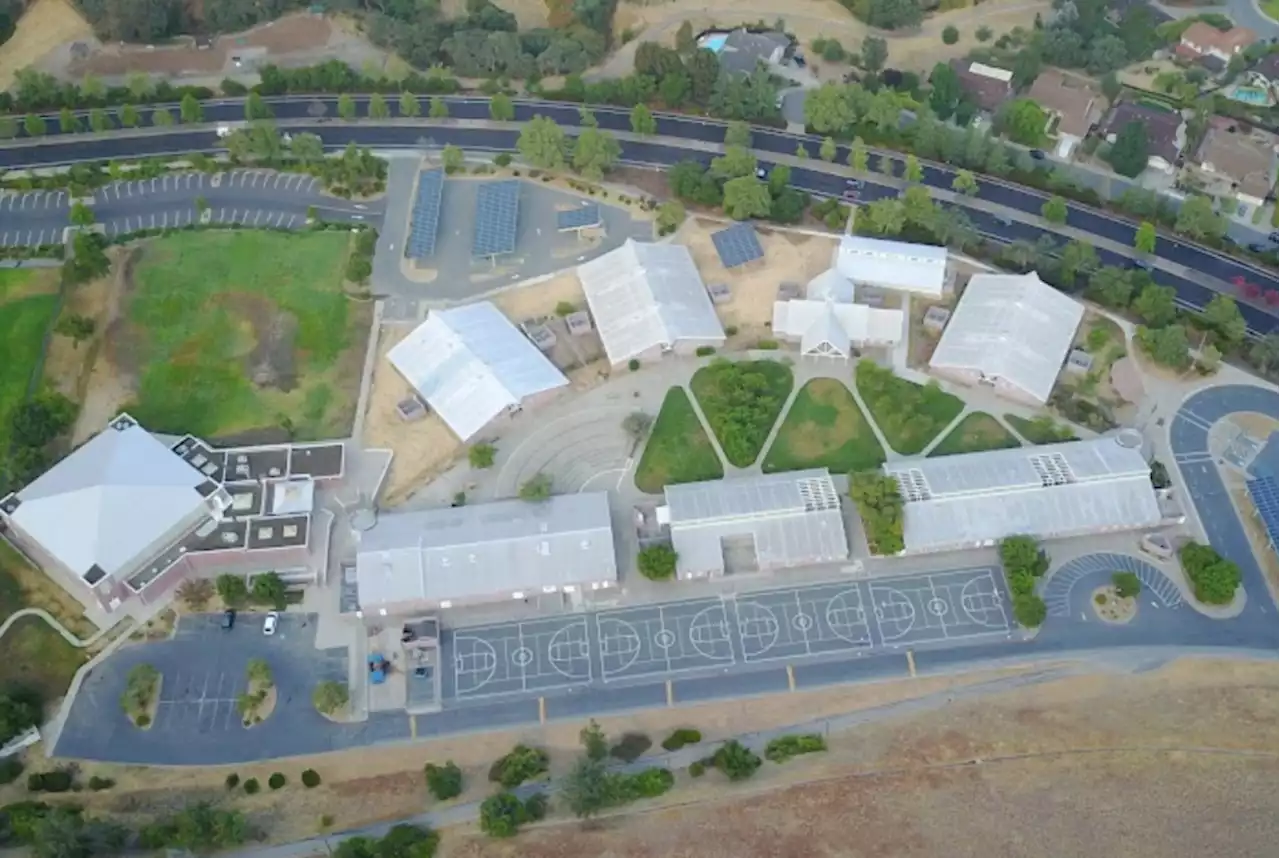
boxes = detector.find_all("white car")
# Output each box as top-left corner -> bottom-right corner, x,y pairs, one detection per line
263,611 -> 279,636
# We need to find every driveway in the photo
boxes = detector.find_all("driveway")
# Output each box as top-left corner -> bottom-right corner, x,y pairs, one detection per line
1155,0 -> 1278,36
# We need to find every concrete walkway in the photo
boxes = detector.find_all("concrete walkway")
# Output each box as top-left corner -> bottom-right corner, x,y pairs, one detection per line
0,607 -> 111,649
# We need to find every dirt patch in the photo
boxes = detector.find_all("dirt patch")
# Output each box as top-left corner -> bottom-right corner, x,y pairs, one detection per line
1091,585 -> 1137,624
362,324 -> 465,506
0,0 -> 92,89
215,292 -> 302,393
69,246 -> 142,443
672,217 -> 837,342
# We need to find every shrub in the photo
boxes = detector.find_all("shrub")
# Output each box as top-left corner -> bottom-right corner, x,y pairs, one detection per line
689,760 -> 706,777
225,773 -> 240,790
661,727 -> 703,751
26,771 -> 73,793
712,740 -> 762,781
301,769 -> 321,788
424,761 -> 463,800
942,25 -> 960,44
764,733 -> 827,763
695,345 -> 716,357
610,732 -> 653,762
135,714 -> 151,728
755,339 -> 779,350
1008,569 -> 1036,598
0,758 -> 23,785
555,300 -> 576,316
488,745 -> 549,789
724,325 -> 739,336
1179,542 -> 1241,604
628,358 -> 641,371
523,792 -> 548,821
1012,594 -> 1047,628
243,778 -> 260,795
1094,592 -> 1107,606
494,153 -> 512,167
87,776 -> 115,791
268,773 -> 286,790
622,767 -> 674,799
479,791 -> 526,838
1112,571 -> 1141,599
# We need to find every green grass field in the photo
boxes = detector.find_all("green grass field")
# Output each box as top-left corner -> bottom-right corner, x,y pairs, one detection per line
0,543 -> 85,701
634,387 -> 724,494
763,378 -> 885,474
0,269 -> 60,451
1005,413 -> 1078,445
690,360 -> 794,467
124,231 -> 365,441
928,412 -> 1021,458
854,360 -> 965,456
1266,0 -> 1278,22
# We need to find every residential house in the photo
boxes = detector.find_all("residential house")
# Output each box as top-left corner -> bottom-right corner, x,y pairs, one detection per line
1100,101 -> 1187,174
714,29 -> 793,76
1187,121 -> 1279,215
948,59 -> 1015,113
1027,70 -> 1104,159
1177,22 -> 1258,66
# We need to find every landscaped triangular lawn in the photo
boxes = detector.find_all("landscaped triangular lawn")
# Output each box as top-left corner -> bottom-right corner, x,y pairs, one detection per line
763,378 -> 885,474
634,386 -> 724,494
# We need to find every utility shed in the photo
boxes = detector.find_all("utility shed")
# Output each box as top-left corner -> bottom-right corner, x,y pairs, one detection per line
835,235 -> 950,297
577,239 -> 725,367
660,470 -> 849,579
884,432 -> 1162,554
354,492 -> 618,613
387,302 -> 569,442
929,271 -> 1084,406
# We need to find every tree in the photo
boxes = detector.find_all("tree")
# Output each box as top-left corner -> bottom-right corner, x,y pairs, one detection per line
469,443 -> 496,468
722,175 -> 772,220
560,756 -> 612,819
175,578 -> 213,610
1041,195 -> 1068,224
312,681 -> 349,716
368,93 -> 390,119
676,20 -> 696,53
903,154 -> 922,182
572,127 -> 621,180
375,825 -> 439,858
655,200 -> 685,236
85,108 -> 109,134
399,93 -> 420,118
848,137 -> 869,173
999,535 -> 1049,578
1134,221 -> 1157,254
941,25 -> 959,45
630,103 -> 656,135
424,762 -> 463,801
58,107 -> 77,134
68,202 -> 95,228
816,135 -> 838,163
0,687 -> 43,746
1132,283 -> 1177,327
767,163 -> 791,196
1179,542 -> 1241,605
246,658 -> 273,687
1101,71 -> 1123,103
861,36 -> 888,73
519,473 -> 553,501
479,792 -> 526,838
1112,571 -> 1141,599
864,198 -> 905,235
1104,120 -> 1149,178
151,108 -> 174,127
139,803 -> 251,853
518,116 -> 567,170
637,545 -> 677,581
580,719 -> 609,762
928,62 -> 962,120
1086,266 -> 1134,309
724,120 -> 752,148
245,92 -> 271,121
710,146 -> 757,180
180,93 -> 202,124
950,169 -> 978,196
713,740 -> 762,781
250,572 -> 287,609
1012,594 -> 1047,628
337,93 -> 357,121
976,25 -> 993,42
1058,240 -> 1099,285
998,98 -> 1048,147
804,83 -> 854,135
441,144 -> 465,173
215,574 -> 248,607
119,104 -> 140,127
1086,34 -> 1129,75
1175,195 -> 1226,241
1135,324 -> 1190,368
849,468 -> 904,554
578,107 -> 597,128
489,93 -> 514,121
1198,343 -> 1222,373
1202,294 -> 1246,348
1249,332 -> 1278,375
289,133 -> 324,163
23,114 -> 45,137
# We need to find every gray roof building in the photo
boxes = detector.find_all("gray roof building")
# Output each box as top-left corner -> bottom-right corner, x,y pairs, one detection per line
662,470 -> 849,578
0,415 -> 221,585
355,492 -> 618,612
884,433 -> 1162,554
717,29 -> 792,76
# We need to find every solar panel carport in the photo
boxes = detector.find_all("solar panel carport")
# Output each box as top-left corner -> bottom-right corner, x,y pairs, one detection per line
472,180 -> 521,258
405,169 -> 444,260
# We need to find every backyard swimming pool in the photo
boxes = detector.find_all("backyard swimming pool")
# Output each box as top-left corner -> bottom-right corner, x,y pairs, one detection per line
1230,86 -> 1271,105
698,32 -> 729,53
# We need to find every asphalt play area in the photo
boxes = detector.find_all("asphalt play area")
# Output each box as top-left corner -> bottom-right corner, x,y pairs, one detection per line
440,568 -> 1012,702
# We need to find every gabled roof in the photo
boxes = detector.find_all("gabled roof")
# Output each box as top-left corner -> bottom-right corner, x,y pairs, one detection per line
1179,21 -> 1257,55
773,300 -> 904,356
1194,127 -> 1278,199
5,417 -> 212,581
388,302 -> 568,441
929,272 -> 1084,404
1027,70 -> 1103,138
719,29 -> 791,75
577,239 -> 725,365
1101,102 -> 1185,164
835,235 -> 949,296
949,59 -> 1015,112
806,268 -> 856,303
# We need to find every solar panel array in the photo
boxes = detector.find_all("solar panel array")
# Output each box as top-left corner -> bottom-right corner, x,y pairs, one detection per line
472,180 -> 521,258
557,203 -> 601,231
405,169 -> 445,260
1247,475 -> 1278,548
711,221 -> 765,269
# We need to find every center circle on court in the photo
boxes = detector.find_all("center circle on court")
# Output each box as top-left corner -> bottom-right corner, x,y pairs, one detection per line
654,628 -> 677,649
927,598 -> 949,618
511,646 -> 534,667
792,613 -> 814,632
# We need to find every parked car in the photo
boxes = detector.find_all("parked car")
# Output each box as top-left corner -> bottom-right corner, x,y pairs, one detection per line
1029,149 -> 1046,161
755,163 -> 771,180
263,611 -> 279,636
221,609 -> 236,630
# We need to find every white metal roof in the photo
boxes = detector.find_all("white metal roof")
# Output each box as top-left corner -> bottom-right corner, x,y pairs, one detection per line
929,271 -> 1084,404
577,239 -> 725,365
835,235 -> 949,297
387,302 -> 569,441
806,268 -> 855,303
772,300 -> 905,356
6,418 -> 211,580
663,470 -> 849,576
355,492 -> 617,610
883,435 -> 1161,553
